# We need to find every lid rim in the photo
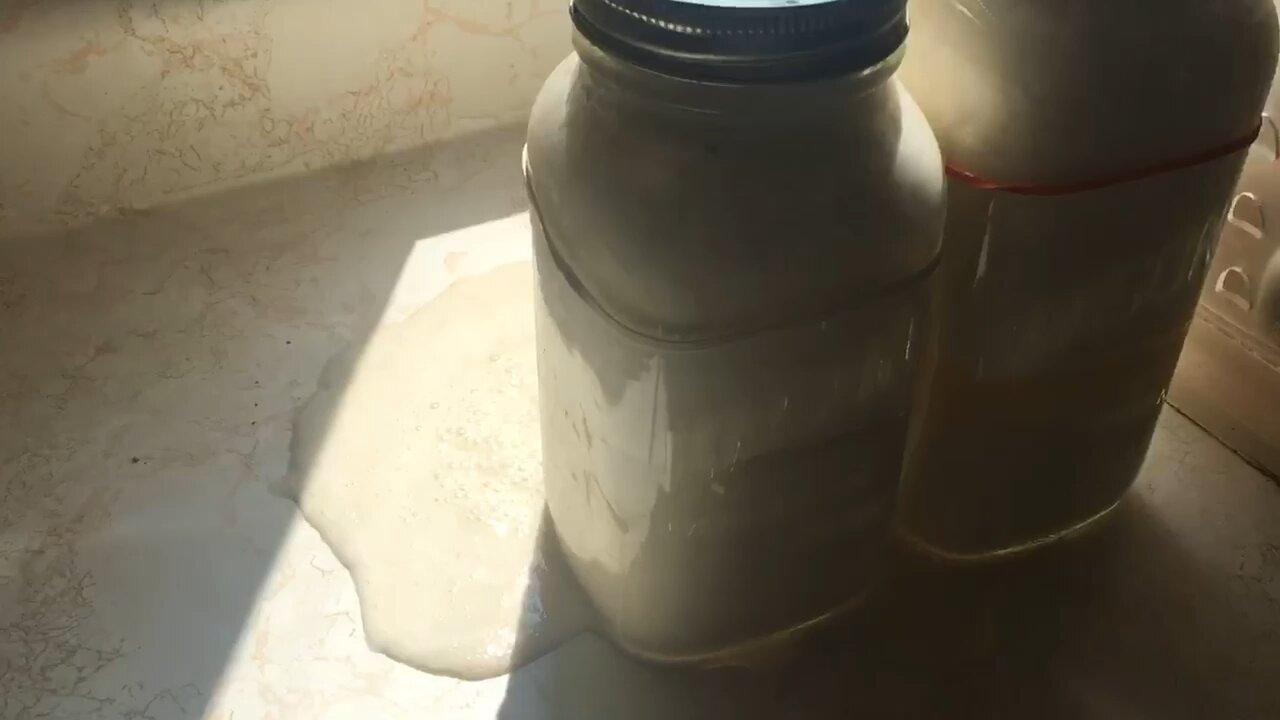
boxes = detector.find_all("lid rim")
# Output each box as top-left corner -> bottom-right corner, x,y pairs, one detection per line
572,0 -> 908,82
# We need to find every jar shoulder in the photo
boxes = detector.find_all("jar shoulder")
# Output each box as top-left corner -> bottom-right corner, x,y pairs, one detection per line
526,58 -> 944,339
900,0 -> 1280,184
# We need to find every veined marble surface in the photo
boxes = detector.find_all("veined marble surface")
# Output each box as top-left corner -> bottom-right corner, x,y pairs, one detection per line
0,0 -> 568,239
2,125 -> 1279,720
0,128 -> 533,719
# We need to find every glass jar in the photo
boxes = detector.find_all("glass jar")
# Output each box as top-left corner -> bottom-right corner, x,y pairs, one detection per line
899,0 -> 1279,559
525,0 -> 944,661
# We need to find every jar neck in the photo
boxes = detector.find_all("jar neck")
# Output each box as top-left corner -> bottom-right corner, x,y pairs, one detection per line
571,27 -> 903,117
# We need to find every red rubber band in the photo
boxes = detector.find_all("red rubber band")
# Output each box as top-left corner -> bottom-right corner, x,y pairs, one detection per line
945,121 -> 1263,196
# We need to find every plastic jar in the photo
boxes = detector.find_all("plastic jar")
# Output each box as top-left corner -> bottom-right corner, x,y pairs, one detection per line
525,0 -> 943,661
898,0 -> 1279,559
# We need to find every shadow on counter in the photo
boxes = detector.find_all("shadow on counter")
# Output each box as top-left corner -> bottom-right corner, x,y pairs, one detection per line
497,412 -> 1280,719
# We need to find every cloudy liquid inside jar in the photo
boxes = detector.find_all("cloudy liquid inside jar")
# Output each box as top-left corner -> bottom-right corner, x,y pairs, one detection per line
903,331 -> 1187,559
898,165 -> 1238,559
532,209 -> 934,661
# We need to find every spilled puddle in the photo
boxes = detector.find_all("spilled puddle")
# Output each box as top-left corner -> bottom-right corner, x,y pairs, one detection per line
279,264 -> 594,679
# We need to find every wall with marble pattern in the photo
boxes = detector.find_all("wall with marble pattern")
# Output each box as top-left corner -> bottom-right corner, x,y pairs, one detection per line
0,0 -> 570,239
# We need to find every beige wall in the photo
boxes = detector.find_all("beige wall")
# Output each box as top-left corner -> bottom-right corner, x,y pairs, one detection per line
0,0 -> 569,239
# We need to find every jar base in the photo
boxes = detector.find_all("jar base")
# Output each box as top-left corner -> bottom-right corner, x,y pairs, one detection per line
895,494 -> 1128,564
609,586 -> 873,671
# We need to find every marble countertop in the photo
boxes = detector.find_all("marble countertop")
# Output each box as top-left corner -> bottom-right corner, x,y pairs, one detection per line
2,125 -> 1278,720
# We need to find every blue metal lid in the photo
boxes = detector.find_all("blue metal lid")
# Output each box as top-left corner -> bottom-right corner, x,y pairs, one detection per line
572,0 -> 908,81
